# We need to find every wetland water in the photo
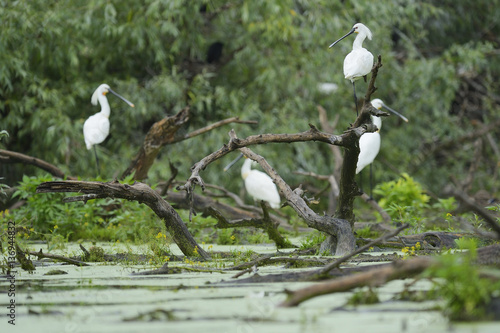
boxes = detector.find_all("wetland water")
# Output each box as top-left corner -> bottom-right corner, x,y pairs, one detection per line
1,242 -> 497,333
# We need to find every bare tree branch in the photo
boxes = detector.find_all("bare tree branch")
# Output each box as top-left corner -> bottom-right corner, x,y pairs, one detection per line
317,224 -> 409,276
0,149 -> 76,180
177,125 -> 370,195
28,249 -> 90,267
171,117 -> 257,144
444,185 -> 500,238
122,106 -> 256,181
279,255 -> 435,307
280,243 -> 500,307
230,143 -> 355,255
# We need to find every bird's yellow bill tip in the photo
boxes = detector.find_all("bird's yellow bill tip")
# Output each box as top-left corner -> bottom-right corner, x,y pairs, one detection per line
130,104 -> 135,107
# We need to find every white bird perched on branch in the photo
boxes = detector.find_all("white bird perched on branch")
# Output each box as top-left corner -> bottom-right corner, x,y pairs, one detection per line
83,83 -> 134,173
356,99 -> 408,195
224,154 -> 281,209
329,23 -> 374,115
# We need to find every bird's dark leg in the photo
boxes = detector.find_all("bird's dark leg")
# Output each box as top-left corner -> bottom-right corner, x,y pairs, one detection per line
369,163 -> 374,199
358,171 -> 364,194
352,81 -> 358,116
93,146 -> 100,176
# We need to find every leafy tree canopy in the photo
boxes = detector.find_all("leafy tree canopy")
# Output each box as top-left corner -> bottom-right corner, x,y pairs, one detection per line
1,0 -> 499,202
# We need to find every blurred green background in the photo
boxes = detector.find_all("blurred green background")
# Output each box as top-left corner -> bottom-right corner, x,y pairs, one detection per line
1,0 -> 499,205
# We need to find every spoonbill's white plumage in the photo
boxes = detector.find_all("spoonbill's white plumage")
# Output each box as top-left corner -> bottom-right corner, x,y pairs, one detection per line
356,115 -> 382,174
356,99 -> 408,196
224,154 -> 281,209
356,99 -> 408,174
329,23 -> 374,115
83,83 -> 134,172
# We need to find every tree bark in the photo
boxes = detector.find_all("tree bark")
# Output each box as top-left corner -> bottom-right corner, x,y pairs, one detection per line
279,256 -> 436,307
122,106 -> 258,181
122,107 -> 190,180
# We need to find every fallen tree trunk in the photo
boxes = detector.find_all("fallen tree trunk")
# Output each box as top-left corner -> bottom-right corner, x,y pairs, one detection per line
279,243 -> 500,307
279,256 -> 435,307
36,180 -> 210,259
27,249 -> 90,267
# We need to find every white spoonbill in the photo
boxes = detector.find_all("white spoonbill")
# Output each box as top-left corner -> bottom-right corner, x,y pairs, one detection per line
224,154 -> 281,209
356,99 -> 408,195
83,84 -> 134,173
329,23 -> 374,116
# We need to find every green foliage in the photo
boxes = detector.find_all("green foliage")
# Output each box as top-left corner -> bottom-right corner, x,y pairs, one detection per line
1,175 -> 163,242
375,173 -> 430,210
216,228 -> 237,245
347,288 -> 380,306
230,248 -> 257,265
486,204 -> 500,213
454,237 -> 480,250
246,231 -> 271,244
432,197 -> 457,213
425,241 -> 500,321
299,231 -> 326,250
356,226 -> 380,239
87,246 -> 106,262
374,173 -> 430,223
0,0 -> 497,201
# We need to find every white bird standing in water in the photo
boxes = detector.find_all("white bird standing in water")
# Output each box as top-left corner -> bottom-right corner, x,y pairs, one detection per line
224,154 -> 281,209
356,99 -> 408,195
83,84 -> 134,173
329,23 -> 374,116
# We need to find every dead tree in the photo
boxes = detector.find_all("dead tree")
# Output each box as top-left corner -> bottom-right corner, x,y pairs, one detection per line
32,57 -> 390,256
178,56 -> 394,255
177,122 -> 383,255
36,180 -> 210,259
177,128 -> 363,255
122,106 -> 257,180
